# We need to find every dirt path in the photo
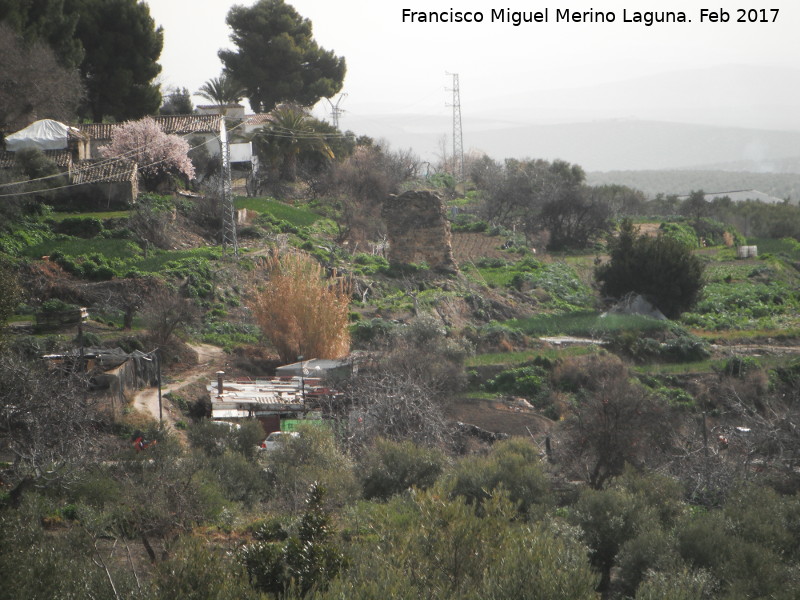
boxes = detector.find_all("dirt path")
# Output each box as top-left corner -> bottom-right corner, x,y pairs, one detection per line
132,343 -> 226,427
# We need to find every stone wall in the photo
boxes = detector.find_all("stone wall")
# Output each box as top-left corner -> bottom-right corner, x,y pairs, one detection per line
382,190 -> 458,273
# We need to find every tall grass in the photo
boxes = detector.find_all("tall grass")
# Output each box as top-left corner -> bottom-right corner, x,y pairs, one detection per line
249,252 -> 350,362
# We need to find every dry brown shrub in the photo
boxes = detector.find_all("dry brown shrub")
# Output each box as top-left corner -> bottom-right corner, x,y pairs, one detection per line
249,252 -> 351,363
722,230 -> 735,247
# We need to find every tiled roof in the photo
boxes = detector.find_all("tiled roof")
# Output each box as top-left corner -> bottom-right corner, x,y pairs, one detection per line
78,123 -> 116,140
0,149 -> 72,169
154,114 -> 222,134
244,113 -> 274,127
71,159 -> 137,184
77,114 -> 222,141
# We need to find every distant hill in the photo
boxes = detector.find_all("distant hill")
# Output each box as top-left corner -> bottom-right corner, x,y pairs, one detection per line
586,169 -> 800,201
344,65 -> 800,172
347,114 -> 800,172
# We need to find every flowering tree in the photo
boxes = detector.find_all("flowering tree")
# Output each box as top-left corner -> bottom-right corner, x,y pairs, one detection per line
100,117 -> 195,190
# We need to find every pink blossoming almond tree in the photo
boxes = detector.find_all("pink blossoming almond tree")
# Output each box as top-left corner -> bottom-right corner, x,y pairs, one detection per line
100,117 -> 196,191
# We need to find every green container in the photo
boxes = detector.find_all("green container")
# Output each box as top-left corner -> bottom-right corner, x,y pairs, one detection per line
281,419 -> 325,432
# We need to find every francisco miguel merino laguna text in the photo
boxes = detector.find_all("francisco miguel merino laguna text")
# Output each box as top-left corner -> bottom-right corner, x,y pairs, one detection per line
401,8 -> 691,26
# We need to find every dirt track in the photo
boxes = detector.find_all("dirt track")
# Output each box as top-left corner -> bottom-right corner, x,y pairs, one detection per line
132,343 -> 225,426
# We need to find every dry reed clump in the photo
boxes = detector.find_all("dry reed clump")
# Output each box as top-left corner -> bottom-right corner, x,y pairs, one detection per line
249,252 -> 351,363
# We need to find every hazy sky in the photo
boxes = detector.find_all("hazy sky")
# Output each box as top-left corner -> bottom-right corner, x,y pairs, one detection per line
147,1 -> 800,159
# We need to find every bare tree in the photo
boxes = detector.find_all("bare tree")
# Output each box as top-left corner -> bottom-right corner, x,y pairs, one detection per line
333,314 -> 469,448
321,143 -> 421,245
0,24 -> 84,134
142,286 -> 199,347
0,352 -> 102,504
553,354 -> 672,489
342,368 -> 449,448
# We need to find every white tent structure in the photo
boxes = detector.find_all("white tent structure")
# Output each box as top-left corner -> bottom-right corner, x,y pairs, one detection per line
5,119 -> 79,152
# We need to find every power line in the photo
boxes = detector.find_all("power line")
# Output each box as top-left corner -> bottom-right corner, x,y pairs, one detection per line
0,119 -> 251,197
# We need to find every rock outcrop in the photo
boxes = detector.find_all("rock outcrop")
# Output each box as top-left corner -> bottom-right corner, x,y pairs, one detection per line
382,190 -> 458,273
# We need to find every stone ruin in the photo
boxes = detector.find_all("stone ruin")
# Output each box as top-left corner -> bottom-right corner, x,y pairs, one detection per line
381,190 -> 458,274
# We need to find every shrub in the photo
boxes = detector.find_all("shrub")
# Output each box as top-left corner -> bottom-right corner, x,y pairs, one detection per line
451,213 -> 488,232
350,318 -> 397,346
265,425 -> 358,511
570,487 -> 658,593
720,355 -> 760,378
616,527 -> 681,597
359,438 -> 447,500
51,216 -> 105,238
484,365 -> 547,396
659,221 -> 699,248
239,484 -> 344,597
597,219 -> 705,318
609,328 -> 710,363
692,217 -> 744,247
449,438 -> 552,518
636,568 -> 717,600
351,252 -> 389,275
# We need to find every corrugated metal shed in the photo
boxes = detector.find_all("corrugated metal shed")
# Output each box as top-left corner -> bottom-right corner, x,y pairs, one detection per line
208,376 -> 331,420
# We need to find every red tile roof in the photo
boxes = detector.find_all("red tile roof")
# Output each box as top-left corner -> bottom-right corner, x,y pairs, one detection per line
78,115 -> 222,141
70,159 -> 137,184
244,113 -> 274,127
0,149 -> 72,169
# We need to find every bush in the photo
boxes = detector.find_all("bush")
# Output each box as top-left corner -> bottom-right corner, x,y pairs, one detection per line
692,217 -> 744,247
719,355 -> 760,378
265,425 -> 358,511
659,221 -> 699,248
359,438 -> 448,500
484,365 -> 547,396
188,419 -> 263,461
616,527 -> 681,597
350,318 -> 397,346
449,438 -> 551,518
597,219 -> 705,318
199,451 -> 269,507
450,213 -> 488,233
609,328 -> 710,363
51,216 -> 105,238
570,487 -> 657,593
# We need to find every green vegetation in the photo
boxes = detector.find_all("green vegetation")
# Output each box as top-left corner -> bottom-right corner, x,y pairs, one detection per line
596,219 -> 705,319
506,311 -> 669,338
463,257 -> 594,310
4,43 -> 800,598
234,196 -> 321,228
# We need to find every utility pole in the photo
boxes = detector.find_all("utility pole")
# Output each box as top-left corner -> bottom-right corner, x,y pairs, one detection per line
446,72 -> 465,194
219,116 -> 238,257
327,93 -> 347,129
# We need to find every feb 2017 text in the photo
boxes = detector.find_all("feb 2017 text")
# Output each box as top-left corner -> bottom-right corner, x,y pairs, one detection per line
400,8 -> 780,27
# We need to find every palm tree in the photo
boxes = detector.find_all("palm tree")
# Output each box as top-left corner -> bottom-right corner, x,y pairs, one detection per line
196,74 -> 247,106
250,104 -> 334,182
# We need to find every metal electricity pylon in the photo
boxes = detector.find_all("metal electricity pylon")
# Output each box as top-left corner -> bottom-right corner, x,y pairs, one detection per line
445,72 -> 465,193
219,116 -> 238,257
327,93 -> 347,129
